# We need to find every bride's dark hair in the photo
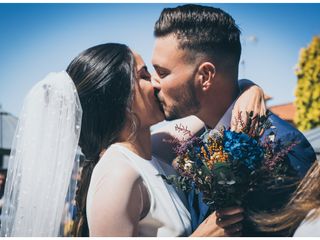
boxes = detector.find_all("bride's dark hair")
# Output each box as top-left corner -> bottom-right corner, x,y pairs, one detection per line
66,43 -> 136,236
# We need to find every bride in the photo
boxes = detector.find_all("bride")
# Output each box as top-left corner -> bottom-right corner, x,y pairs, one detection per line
0,43 -> 265,237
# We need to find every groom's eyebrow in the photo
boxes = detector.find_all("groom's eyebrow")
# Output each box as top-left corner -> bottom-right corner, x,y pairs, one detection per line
153,64 -> 162,69
153,65 -> 169,72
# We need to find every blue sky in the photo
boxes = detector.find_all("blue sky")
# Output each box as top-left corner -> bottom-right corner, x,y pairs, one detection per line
0,3 -> 320,116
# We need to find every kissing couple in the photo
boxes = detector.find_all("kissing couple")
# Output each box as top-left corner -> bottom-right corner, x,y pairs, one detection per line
0,4 -> 315,237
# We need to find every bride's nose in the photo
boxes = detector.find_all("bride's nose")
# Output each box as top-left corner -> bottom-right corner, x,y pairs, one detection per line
151,72 -> 161,90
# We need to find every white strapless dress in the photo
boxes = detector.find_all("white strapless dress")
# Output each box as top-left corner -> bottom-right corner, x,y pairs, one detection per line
86,144 -> 192,237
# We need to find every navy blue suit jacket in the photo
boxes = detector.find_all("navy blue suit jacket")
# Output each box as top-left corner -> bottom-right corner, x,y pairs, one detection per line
188,113 -> 316,236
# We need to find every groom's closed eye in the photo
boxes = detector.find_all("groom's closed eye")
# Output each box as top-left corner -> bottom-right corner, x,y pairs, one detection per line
154,65 -> 170,79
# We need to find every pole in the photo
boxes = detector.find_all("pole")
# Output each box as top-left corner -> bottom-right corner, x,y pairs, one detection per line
0,105 -> 3,168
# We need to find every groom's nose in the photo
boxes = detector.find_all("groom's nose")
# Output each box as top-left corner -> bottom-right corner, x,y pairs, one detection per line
151,72 -> 161,90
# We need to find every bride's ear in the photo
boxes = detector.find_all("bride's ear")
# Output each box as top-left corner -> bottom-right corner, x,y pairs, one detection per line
197,62 -> 216,92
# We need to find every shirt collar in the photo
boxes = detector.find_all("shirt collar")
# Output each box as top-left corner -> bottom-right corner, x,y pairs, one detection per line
205,101 -> 236,132
214,102 -> 235,130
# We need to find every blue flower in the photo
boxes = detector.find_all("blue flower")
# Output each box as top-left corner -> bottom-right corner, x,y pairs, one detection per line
223,130 -> 264,170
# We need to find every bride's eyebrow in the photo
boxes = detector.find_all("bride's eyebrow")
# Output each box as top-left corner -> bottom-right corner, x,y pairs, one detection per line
137,66 -> 148,74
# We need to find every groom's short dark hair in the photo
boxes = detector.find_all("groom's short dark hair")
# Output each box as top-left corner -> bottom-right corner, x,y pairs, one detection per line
154,4 -> 241,66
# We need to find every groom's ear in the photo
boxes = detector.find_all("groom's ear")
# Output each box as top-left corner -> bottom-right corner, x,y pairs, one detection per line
197,62 -> 216,91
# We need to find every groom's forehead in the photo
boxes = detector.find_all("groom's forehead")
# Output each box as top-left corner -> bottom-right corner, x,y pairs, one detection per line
152,36 -> 186,66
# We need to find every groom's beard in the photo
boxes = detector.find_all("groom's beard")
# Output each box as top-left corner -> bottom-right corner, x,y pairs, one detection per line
156,81 -> 200,121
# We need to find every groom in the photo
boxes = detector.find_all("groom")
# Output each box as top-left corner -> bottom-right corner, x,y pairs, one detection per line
151,4 -> 316,236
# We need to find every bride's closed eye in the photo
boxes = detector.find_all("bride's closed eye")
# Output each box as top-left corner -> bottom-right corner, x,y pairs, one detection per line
138,66 -> 151,81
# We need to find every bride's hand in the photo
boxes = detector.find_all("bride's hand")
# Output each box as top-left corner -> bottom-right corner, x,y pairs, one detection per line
190,206 -> 244,237
231,81 -> 267,133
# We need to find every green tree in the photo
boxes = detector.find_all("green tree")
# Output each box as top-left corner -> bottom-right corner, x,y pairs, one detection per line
294,36 -> 320,131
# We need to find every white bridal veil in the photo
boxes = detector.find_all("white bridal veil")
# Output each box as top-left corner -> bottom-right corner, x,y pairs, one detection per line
0,71 -> 82,236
